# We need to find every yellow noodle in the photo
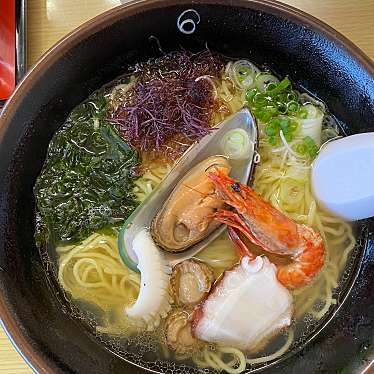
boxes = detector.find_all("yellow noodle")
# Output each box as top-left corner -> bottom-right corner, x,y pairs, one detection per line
57,233 -> 140,317
209,347 -> 247,374
246,330 -> 294,365
57,66 -> 356,374
132,163 -> 172,202
307,201 -> 317,226
311,275 -> 333,320
188,76 -> 356,372
56,160 -> 174,334
255,158 -> 355,322
203,349 -> 221,370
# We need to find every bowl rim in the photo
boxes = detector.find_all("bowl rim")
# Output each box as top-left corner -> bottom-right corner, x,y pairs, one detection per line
0,0 -> 373,373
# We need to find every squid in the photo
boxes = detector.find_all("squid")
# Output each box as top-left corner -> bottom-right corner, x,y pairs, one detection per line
125,229 -> 172,331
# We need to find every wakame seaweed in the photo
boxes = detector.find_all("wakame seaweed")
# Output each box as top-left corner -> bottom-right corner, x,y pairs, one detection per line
35,90 -> 139,246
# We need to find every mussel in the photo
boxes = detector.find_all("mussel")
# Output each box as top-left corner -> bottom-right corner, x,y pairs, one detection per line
118,108 -> 258,271
151,156 -> 231,252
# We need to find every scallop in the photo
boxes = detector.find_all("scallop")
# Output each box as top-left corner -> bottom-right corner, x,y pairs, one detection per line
165,310 -> 199,354
151,156 -> 231,252
171,259 -> 214,307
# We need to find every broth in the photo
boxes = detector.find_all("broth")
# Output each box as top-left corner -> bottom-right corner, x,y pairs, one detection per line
35,50 -> 357,373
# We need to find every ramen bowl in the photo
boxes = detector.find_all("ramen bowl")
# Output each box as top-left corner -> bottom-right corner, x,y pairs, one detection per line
0,1 -> 373,373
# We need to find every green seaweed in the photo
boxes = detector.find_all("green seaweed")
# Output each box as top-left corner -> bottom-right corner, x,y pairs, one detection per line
35,90 -> 139,246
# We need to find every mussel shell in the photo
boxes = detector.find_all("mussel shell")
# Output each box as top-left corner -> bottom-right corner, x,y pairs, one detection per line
151,156 -> 231,252
119,108 -> 258,269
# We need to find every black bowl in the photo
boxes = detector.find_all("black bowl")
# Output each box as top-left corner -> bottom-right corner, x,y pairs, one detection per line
0,1 -> 373,373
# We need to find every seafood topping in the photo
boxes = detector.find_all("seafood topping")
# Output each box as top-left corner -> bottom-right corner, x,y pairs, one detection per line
152,156 -> 231,252
192,256 -> 292,351
209,171 -> 325,289
125,229 -> 171,330
171,259 -> 214,307
165,310 -> 199,354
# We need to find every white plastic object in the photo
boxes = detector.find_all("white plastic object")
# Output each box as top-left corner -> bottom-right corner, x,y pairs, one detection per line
312,133 -> 374,221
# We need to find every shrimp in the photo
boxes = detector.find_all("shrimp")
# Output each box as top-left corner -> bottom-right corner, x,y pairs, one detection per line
208,171 -> 324,289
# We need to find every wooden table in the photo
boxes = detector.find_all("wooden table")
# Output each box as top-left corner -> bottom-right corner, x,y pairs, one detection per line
1,0 -> 373,373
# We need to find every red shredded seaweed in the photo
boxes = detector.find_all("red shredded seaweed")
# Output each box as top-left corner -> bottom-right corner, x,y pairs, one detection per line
109,50 -> 224,157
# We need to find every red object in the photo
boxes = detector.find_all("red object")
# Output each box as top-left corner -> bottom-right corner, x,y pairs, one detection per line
0,0 -> 15,100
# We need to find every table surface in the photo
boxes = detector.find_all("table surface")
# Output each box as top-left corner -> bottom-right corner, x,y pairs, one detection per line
1,0 -> 374,373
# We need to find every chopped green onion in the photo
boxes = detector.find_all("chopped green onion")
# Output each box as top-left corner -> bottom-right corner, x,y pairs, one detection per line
237,66 -> 252,80
246,88 -> 258,101
293,136 -> 319,158
231,60 -> 258,89
256,108 -> 274,123
270,117 -> 281,126
245,73 -> 312,148
287,92 -> 297,102
284,132 -> 293,142
221,128 -> 252,160
287,101 -> 299,113
294,142 -> 308,155
268,136 -> 278,146
303,104 -> 318,118
278,103 -> 288,114
255,73 -> 280,92
279,118 -> 290,130
266,82 -> 278,91
303,135 -> 317,148
277,92 -> 289,103
265,123 -> 278,136
253,95 -> 269,107
289,120 -> 299,132
298,106 -> 308,119
266,77 -> 291,94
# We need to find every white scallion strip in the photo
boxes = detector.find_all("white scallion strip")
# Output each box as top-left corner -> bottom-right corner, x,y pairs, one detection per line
229,60 -> 260,89
304,103 -> 318,118
221,128 -> 253,160
298,104 -> 324,146
279,130 -> 302,159
299,93 -> 326,112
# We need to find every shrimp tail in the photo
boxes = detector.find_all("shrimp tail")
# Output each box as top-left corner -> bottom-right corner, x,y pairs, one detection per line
210,171 -> 325,290
277,225 -> 325,289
